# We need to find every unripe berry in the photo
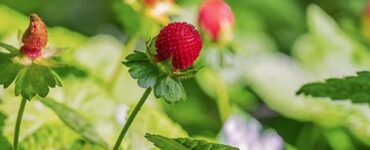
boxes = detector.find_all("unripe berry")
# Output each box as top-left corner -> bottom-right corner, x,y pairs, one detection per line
21,14 -> 48,59
155,22 -> 203,70
198,0 -> 234,42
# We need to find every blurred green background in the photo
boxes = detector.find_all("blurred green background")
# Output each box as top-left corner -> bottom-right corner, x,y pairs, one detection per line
1,0 -> 370,149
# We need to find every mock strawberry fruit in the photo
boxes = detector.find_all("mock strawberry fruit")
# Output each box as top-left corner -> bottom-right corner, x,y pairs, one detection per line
21,14 -> 48,59
155,22 -> 203,70
198,0 -> 234,42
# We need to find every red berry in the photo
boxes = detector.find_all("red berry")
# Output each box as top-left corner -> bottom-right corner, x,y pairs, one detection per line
144,0 -> 175,7
198,0 -> 234,42
366,1 -> 370,17
21,14 -> 48,59
155,22 -> 203,70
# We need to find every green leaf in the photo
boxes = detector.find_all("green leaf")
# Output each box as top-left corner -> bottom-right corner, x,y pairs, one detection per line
0,42 -> 20,55
123,51 -> 160,88
0,53 -> 21,88
15,64 -> 62,100
154,76 -> 187,104
145,133 -> 239,150
41,97 -> 108,149
297,71 -> 370,103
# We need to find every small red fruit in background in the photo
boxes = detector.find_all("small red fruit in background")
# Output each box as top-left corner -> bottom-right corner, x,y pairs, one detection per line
363,1 -> 370,42
21,13 -> 48,59
155,22 -> 203,70
144,0 -> 175,7
198,0 -> 234,42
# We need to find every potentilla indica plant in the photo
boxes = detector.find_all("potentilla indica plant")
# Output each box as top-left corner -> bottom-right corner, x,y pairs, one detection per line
0,14 -> 62,150
112,22 -> 203,149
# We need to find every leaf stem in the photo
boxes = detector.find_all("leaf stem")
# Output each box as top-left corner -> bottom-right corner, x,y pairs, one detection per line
108,34 -> 139,91
113,88 -> 152,150
13,98 -> 27,150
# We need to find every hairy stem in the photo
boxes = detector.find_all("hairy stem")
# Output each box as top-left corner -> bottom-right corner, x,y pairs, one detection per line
113,88 -> 152,150
13,98 -> 27,150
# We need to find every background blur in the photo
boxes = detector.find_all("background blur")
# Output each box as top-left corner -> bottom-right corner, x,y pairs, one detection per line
1,0 -> 370,149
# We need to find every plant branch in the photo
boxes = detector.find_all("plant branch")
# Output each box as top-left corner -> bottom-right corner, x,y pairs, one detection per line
113,87 -> 152,150
13,98 -> 27,150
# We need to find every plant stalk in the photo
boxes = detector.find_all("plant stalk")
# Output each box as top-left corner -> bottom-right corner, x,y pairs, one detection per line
113,88 -> 152,150
13,98 -> 27,150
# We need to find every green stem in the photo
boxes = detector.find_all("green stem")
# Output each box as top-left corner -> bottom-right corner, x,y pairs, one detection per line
108,34 -> 139,91
113,88 -> 152,150
13,98 -> 27,150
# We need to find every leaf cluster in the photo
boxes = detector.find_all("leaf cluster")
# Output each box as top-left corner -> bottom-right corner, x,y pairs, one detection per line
0,42 -> 62,100
124,51 -> 187,104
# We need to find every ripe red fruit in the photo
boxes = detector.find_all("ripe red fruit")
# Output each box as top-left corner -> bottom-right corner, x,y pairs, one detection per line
155,22 -> 203,70
144,0 -> 175,7
198,0 -> 234,42
21,14 -> 48,59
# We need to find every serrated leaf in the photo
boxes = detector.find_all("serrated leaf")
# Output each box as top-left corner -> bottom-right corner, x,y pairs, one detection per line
297,71 -> 370,103
154,76 -> 187,104
0,42 -> 20,55
123,51 -> 160,88
0,53 -> 21,88
41,97 -> 108,149
145,133 -> 239,150
15,64 -> 62,100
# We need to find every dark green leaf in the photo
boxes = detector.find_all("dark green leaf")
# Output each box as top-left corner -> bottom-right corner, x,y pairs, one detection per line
0,53 -> 21,88
15,65 -> 62,100
297,71 -> 370,103
0,42 -> 20,55
41,97 -> 108,149
154,76 -> 187,104
145,133 -> 239,150
123,51 -> 160,88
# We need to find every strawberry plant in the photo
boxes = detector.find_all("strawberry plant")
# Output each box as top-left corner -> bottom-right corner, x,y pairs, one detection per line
2,0 -> 370,150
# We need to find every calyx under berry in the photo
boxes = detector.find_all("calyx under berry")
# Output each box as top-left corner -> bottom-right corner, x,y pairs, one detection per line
21,13 -> 48,59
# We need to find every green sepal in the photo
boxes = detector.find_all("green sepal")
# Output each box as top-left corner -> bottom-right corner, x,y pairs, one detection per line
145,133 -> 239,150
15,64 -> 62,100
297,71 -> 370,103
154,76 -> 186,104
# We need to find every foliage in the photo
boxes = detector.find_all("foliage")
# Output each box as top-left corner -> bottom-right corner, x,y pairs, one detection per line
0,42 -> 62,100
2,0 -> 370,149
41,97 -> 108,149
145,133 -> 239,150
297,71 -> 370,103
124,51 -> 187,104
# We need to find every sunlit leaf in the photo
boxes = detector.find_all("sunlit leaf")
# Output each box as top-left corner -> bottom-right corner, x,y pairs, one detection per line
297,71 -> 370,103
41,97 -> 108,149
